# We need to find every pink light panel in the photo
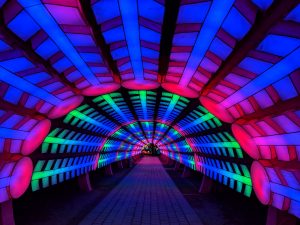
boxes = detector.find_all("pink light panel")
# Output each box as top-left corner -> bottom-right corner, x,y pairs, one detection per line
251,160 -> 300,218
0,155 -> 33,202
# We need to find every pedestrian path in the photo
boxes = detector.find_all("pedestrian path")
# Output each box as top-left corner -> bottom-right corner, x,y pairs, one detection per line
79,157 -> 203,225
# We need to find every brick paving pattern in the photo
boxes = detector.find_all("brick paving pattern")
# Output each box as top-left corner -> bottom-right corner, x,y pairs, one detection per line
79,157 -> 203,225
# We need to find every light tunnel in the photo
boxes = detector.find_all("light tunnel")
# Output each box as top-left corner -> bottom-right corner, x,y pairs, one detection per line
0,0 -> 299,225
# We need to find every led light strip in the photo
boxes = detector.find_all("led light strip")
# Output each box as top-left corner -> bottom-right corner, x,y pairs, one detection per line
119,0 -> 143,81
180,113 -> 215,131
44,136 -> 101,146
32,160 -> 95,180
140,91 -> 148,119
161,95 -> 180,122
69,110 -> 112,131
102,95 -> 129,121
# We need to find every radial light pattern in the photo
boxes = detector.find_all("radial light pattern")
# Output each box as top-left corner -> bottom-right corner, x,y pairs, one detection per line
0,0 -> 299,219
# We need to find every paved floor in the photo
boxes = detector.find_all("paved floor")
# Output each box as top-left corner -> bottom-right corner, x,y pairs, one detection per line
79,157 -> 203,225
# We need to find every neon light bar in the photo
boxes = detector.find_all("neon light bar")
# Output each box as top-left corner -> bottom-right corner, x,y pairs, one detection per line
42,128 -> 103,154
223,48 -> 300,108
19,2 -> 98,84
196,157 -> 252,196
0,156 -> 33,202
140,121 -> 154,141
176,105 -> 222,135
68,110 -> 112,133
92,0 -> 164,89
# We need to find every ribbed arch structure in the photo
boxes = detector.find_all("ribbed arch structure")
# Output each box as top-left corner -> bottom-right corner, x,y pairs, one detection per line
0,0 -> 299,222
2,89 -> 251,199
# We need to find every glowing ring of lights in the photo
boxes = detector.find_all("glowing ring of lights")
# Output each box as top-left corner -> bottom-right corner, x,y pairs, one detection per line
22,119 -> 51,155
10,157 -> 33,199
251,161 -> 271,205
81,83 -> 121,96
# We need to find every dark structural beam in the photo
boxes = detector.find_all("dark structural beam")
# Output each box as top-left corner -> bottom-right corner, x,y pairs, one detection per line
236,96 -> 300,121
201,0 -> 299,95
152,88 -> 163,143
0,13 -> 79,94
79,0 -> 121,81
158,0 -> 181,77
0,99 -> 44,117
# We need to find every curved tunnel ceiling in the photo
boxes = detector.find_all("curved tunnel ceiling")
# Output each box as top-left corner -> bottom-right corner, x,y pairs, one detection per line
0,0 -> 299,220
30,88 -> 251,197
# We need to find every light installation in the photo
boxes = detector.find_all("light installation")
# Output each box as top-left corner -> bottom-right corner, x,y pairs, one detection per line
92,0 -> 164,89
3,0 -> 120,96
29,90 -> 251,199
162,0 -> 260,98
0,0 -> 299,223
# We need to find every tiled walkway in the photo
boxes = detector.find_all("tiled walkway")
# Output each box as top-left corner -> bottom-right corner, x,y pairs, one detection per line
79,157 -> 203,225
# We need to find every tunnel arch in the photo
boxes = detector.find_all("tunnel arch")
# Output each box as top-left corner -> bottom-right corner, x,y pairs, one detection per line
0,0 -> 299,223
